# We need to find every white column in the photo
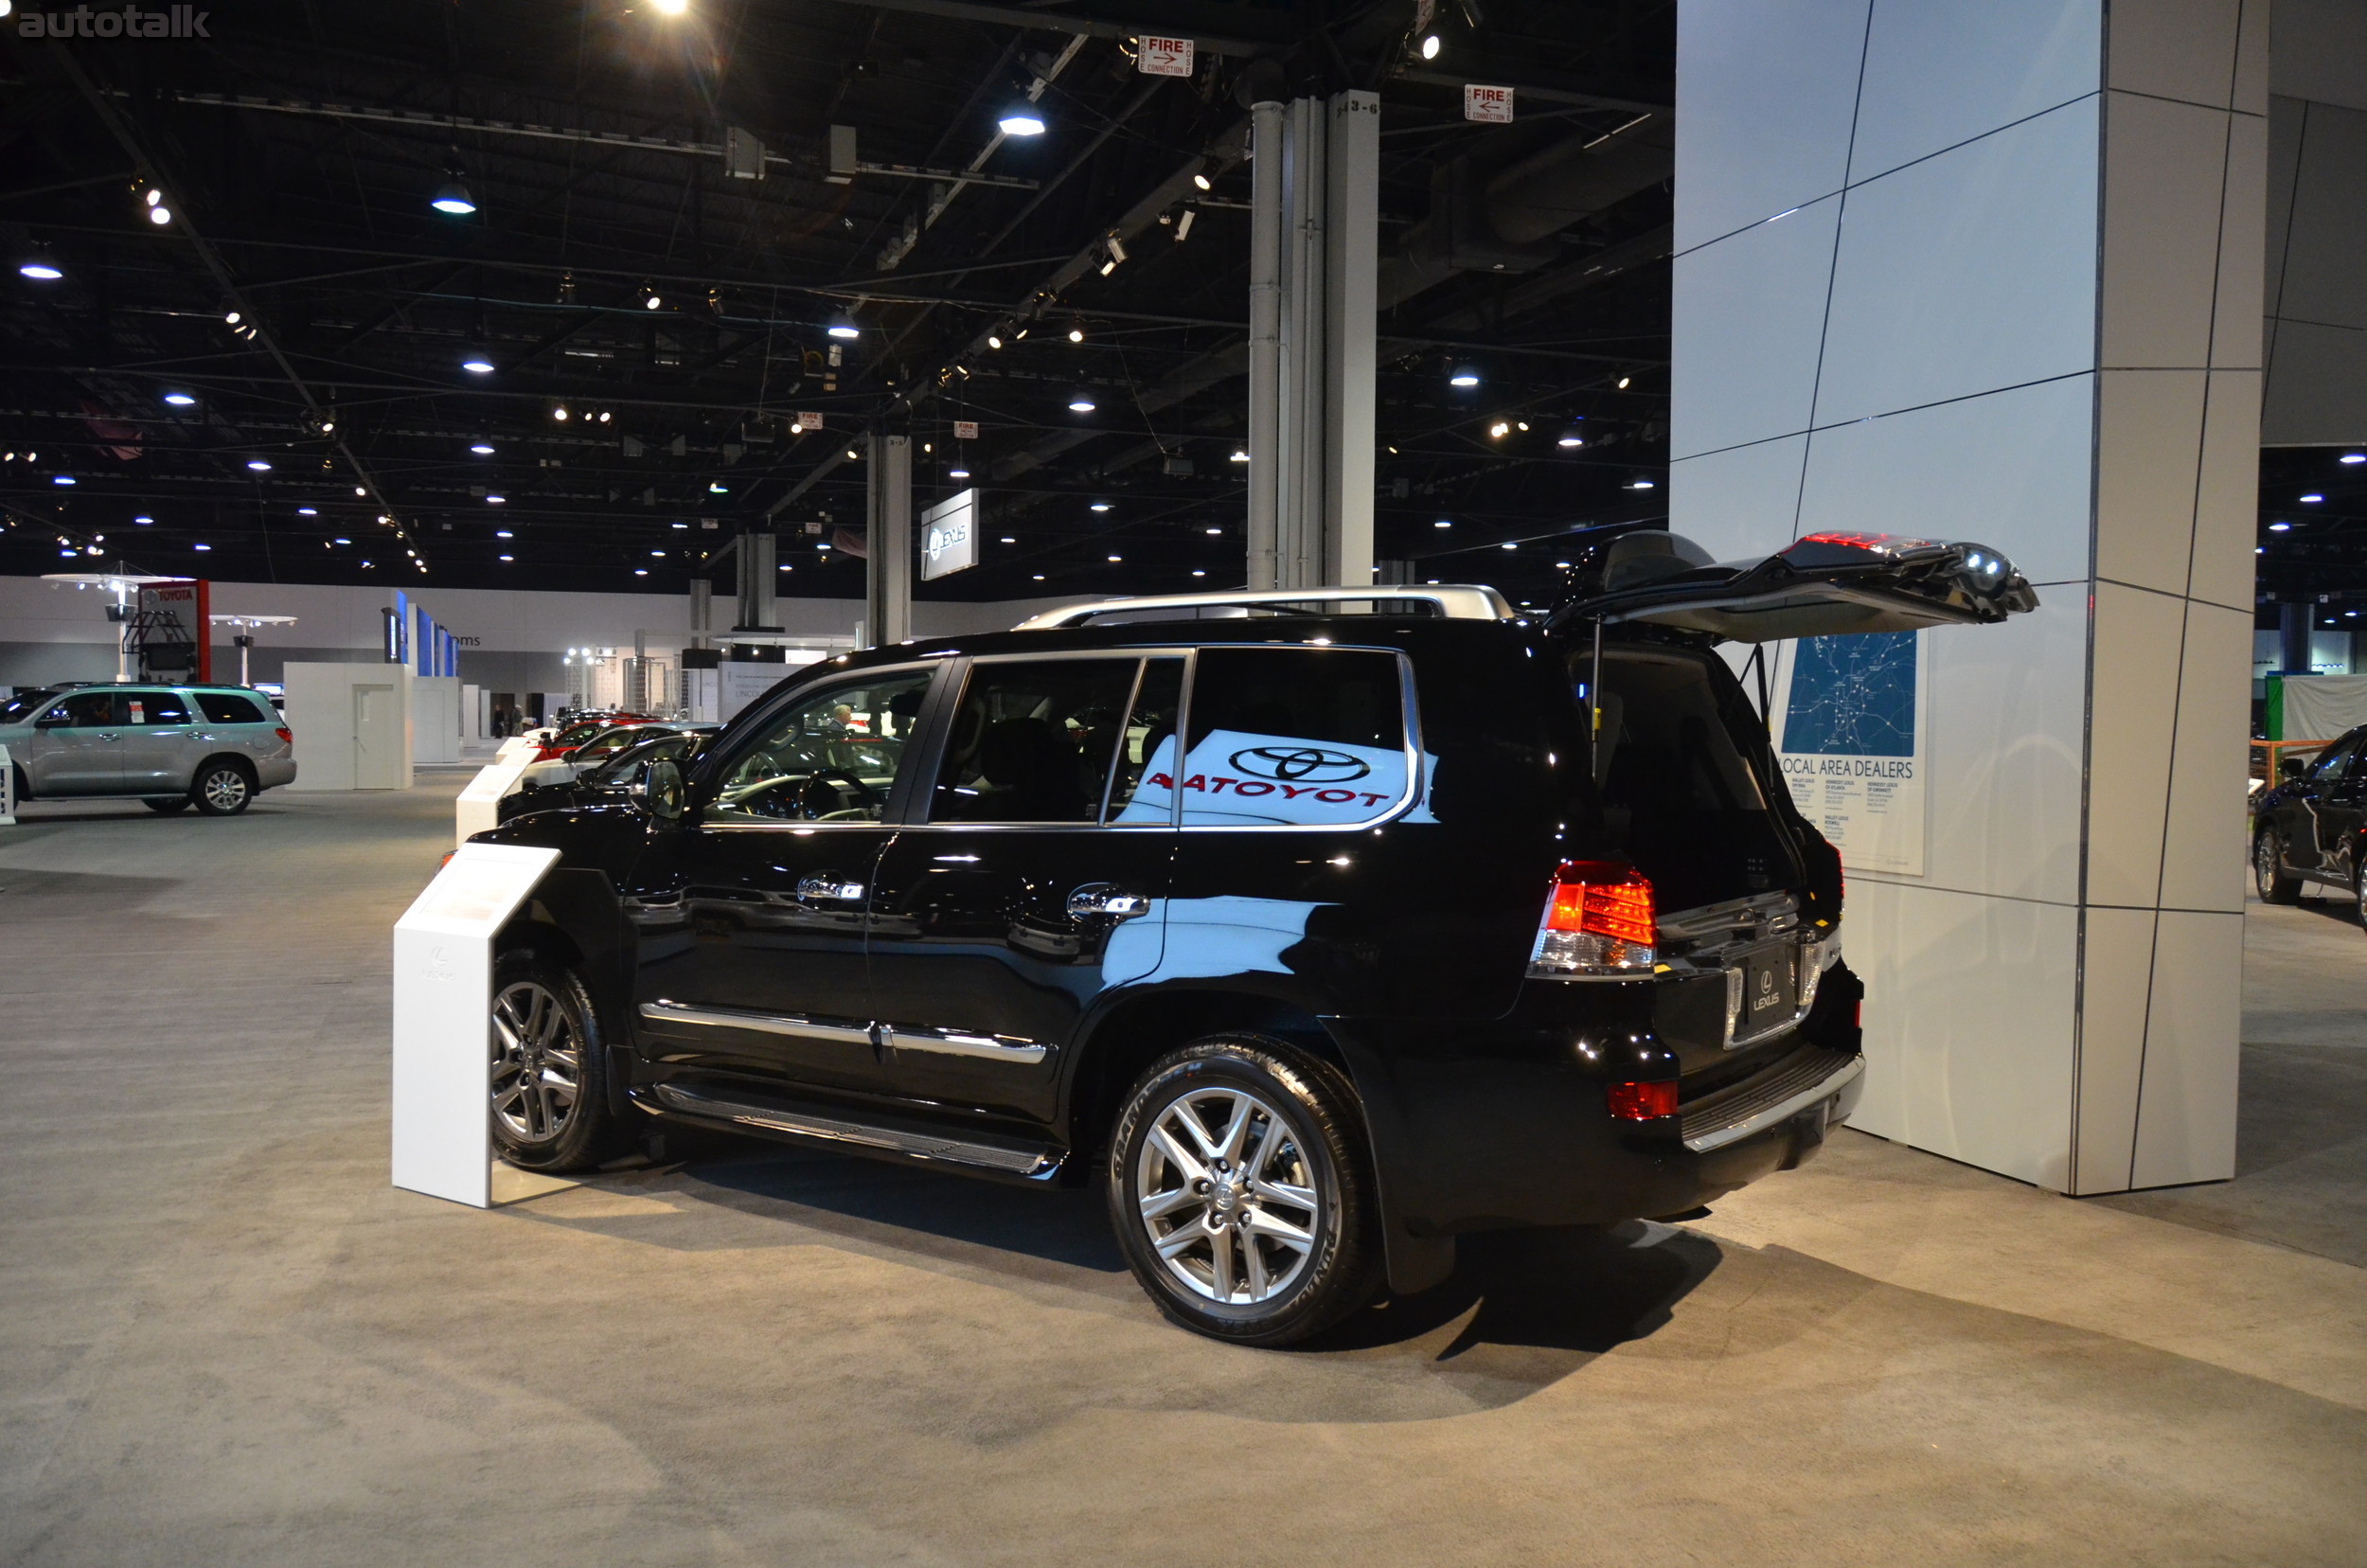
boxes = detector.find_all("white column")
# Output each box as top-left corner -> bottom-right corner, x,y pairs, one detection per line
1322,90 -> 1380,589
866,432 -> 913,647
1246,98 -> 1286,592
1672,0 -> 2264,1194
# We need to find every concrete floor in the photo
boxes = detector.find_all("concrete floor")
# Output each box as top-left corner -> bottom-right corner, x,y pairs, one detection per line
2,779 -> 2362,1566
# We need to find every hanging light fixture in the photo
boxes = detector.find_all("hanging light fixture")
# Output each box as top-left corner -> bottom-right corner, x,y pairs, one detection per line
1557,421 -> 1585,449
19,247 -> 63,281
998,103 -> 1047,136
1067,389 -> 1096,413
1449,366 -> 1481,388
828,315 -> 861,340
430,174 -> 477,216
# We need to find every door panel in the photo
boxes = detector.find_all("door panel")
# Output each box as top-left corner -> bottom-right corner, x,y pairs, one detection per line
116,688 -> 198,791
353,685 -> 401,789
631,667 -> 935,1094
868,656 -> 1180,1124
27,690 -> 124,794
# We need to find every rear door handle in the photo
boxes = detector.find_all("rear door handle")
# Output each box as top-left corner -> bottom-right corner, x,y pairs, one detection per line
1067,883 -> 1150,920
794,876 -> 866,903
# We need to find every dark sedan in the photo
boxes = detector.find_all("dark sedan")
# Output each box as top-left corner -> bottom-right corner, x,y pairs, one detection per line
2252,724 -> 2367,925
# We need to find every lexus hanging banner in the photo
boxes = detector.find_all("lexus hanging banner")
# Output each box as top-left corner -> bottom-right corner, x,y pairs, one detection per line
1771,630 -> 1929,877
920,488 -> 978,580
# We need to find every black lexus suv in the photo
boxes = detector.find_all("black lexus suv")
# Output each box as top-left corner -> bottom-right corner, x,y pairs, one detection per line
476,529 -> 2035,1345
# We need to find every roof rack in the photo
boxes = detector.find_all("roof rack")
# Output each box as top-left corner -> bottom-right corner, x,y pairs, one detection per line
1013,584 -> 1516,631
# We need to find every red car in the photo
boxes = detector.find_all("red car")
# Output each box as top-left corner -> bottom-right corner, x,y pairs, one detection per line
532,712 -> 658,762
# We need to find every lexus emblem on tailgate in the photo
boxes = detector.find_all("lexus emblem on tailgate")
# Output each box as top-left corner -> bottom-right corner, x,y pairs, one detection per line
1227,746 -> 1370,783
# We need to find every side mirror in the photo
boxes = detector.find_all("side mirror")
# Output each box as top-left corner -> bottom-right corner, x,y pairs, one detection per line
2278,755 -> 2309,781
637,757 -> 686,821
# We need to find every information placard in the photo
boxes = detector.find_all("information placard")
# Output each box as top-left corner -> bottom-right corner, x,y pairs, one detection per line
454,755 -> 536,848
391,842 -> 561,1208
1771,631 -> 1930,876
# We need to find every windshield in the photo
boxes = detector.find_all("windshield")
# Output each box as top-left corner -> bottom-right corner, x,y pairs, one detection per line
550,720 -> 609,748
0,689 -> 59,724
587,731 -> 703,785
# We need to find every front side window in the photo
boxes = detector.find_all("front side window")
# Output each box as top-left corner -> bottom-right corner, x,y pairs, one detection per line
47,691 -> 121,727
2307,737 -> 2360,782
930,658 -> 1143,824
707,670 -> 933,825
124,689 -> 191,725
1146,647 -> 1411,828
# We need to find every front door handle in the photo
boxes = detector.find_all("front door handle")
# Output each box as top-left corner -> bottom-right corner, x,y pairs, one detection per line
794,875 -> 866,903
1067,883 -> 1150,920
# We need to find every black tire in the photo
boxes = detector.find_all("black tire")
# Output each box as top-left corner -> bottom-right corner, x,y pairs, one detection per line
2355,866 -> 2367,932
143,797 -> 190,813
189,757 -> 256,816
1106,1034 -> 1382,1347
2253,828 -> 2303,904
489,953 -> 632,1173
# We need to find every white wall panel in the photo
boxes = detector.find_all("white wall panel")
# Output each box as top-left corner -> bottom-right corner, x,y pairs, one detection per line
1917,599 -> 2091,906
2130,909 -> 2244,1186
2192,369 -> 2263,610
1813,98 -> 2101,424
2086,582 -> 2186,908
2101,93 -> 2241,368
1674,0 -> 1871,250
1849,0 -> 2099,184
2073,903 -> 2158,1192
2212,108 -> 2269,370
2155,601 -> 2253,915
1666,435 -> 1809,561
1797,372 -> 2097,585
1669,196 -> 1841,458
2095,369 -> 2207,597
2106,0 -> 2244,107
1845,878 -> 2079,1190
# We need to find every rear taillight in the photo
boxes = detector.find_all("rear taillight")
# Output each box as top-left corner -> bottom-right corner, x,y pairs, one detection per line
274,727 -> 293,744
1607,1079 -> 1678,1120
1527,860 -> 1657,979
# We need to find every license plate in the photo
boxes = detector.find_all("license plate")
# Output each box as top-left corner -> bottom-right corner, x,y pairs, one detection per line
1741,945 -> 1799,1035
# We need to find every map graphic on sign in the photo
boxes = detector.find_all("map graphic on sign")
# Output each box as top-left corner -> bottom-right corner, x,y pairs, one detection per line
1780,632 -> 1917,757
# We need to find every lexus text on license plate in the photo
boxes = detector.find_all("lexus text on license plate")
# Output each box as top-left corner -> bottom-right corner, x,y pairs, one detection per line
1744,946 -> 1798,1033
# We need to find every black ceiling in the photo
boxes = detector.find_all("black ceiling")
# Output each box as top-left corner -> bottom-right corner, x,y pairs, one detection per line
0,0 -> 1685,609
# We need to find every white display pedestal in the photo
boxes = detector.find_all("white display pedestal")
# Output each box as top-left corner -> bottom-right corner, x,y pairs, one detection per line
454,756 -> 536,849
391,842 -> 561,1208
0,743 -> 15,826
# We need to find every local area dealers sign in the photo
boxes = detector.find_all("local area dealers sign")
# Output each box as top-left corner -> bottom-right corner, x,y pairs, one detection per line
1771,631 -> 1929,876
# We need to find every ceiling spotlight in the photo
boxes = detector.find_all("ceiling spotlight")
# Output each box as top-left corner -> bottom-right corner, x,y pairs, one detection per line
998,103 -> 1047,137
949,466 -> 971,479
496,529 -> 513,538
553,405 -> 570,421
1449,367 -> 1480,387
19,255 -> 63,281
2339,453 -> 2364,464
1000,535 -> 1016,543
598,411 -> 612,423
1229,448 -> 1249,463
1068,325 -> 1084,343
1616,375 -> 1632,389
1487,420 -> 1510,438
1627,478 -> 1656,490
470,442 -> 495,455
486,493 -> 506,505
635,569 -> 649,577
1033,573 -> 1046,580
1433,520 -> 1451,528
1108,554 -> 1122,562
247,459 -> 272,472
708,482 -> 728,493
2269,521 -> 2291,531
224,310 -> 240,325
430,178 -> 476,216
297,508 -> 317,516
827,317 -> 861,340
135,515 -> 153,524
1420,32 -> 1442,60
643,290 -> 662,311
334,537 -> 350,544
355,486 -> 367,496
1089,501 -> 1112,512
1205,526 -> 1221,535
987,334 -> 1003,349
460,354 -> 495,374
651,0 -> 687,13
1501,542 -> 1517,550
148,205 -> 173,226
163,392 -> 196,406
1192,172 -> 1212,191
499,554 -> 514,561
193,543 -> 211,551
52,474 -> 74,486
2300,492 -> 2324,503
1557,423 -> 1585,448
1067,390 -> 1096,413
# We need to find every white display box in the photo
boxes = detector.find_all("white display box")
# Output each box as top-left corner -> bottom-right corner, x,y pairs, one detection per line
391,842 -> 561,1208
454,755 -> 537,848
1,742 -> 14,826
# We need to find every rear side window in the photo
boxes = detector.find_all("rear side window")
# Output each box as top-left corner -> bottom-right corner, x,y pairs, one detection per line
193,692 -> 267,724
1148,647 -> 1409,828
931,658 -> 1141,824
125,690 -> 192,724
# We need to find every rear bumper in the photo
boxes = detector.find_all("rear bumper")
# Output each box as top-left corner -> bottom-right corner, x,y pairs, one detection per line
257,756 -> 297,789
1325,960 -> 1866,1248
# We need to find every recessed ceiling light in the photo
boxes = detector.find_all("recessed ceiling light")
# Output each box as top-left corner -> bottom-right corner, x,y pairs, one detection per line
470,442 -> 494,455
1433,520 -> 1451,528
52,474 -> 74,485
1229,448 -> 1249,463
496,529 -> 513,539
949,467 -> 971,479
297,507 -> 317,516
1000,536 -> 1015,543
1107,554 -> 1122,562
193,543 -> 210,551
246,459 -> 271,472
486,494 -> 506,504
499,554 -> 513,561
1449,368 -> 1480,387
828,319 -> 860,340
1032,573 -> 1045,580
461,356 -> 495,375
635,568 -> 649,576
2340,454 -> 2364,465
1501,542 -> 1517,550
334,537 -> 350,544
1627,479 -> 1655,490
1068,392 -> 1096,413
2300,492 -> 2324,503
19,259 -> 63,281
1205,527 -> 1221,535
134,515 -> 153,524
650,549 -> 665,557
708,482 -> 728,493
163,392 -> 196,406
1192,569 -> 1206,578
1090,501 -> 1111,512
2269,521 -> 2291,531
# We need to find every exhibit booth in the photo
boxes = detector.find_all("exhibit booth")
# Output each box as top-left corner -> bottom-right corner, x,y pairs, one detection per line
282,662 -> 412,792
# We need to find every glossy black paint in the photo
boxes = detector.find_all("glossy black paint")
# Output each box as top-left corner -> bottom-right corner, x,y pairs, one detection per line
477,613 -> 1862,1292
2253,726 -> 2367,896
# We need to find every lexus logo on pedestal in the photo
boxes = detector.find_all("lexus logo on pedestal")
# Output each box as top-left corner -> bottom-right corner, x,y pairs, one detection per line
1227,746 -> 1371,784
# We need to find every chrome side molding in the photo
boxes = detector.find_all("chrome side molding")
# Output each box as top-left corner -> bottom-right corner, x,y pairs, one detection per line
651,1083 -> 1062,1179
881,1025 -> 1049,1065
637,999 -> 875,1048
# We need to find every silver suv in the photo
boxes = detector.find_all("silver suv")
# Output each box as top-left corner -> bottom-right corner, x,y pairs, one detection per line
0,684 -> 297,814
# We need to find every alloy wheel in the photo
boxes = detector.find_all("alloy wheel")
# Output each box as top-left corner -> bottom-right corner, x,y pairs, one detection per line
1134,1085 -> 1323,1306
2255,834 -> 2281,900
202,767 -> 249,811
491,979 -> 583,1142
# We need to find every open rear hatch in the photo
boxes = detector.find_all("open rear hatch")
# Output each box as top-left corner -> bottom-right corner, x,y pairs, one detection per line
1550,529 -> 2038,643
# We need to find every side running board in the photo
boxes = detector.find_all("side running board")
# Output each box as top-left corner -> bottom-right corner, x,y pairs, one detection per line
650,1082 -> 1064,1181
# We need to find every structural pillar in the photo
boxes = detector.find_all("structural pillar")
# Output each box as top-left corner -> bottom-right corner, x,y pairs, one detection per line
1672,0 -> 2263,1194
732,531 -> 778,632
688,578 -> 712,650
866,431 -> 913,648
1246,90 -> 1379,592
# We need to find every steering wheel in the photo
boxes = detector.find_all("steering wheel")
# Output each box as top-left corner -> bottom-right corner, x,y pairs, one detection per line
794,767 -> 882,820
